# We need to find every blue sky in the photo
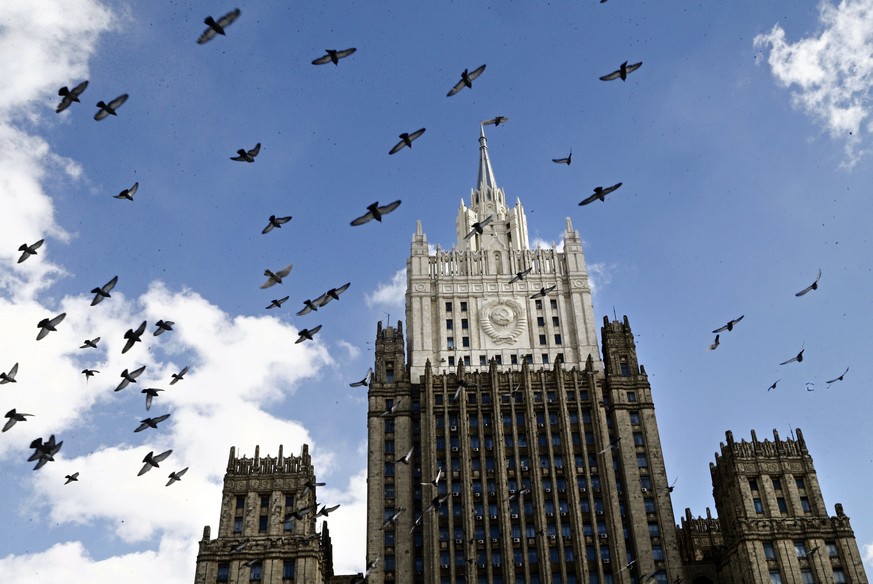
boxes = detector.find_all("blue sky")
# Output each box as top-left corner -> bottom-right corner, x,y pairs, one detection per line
1,0 -> 873,581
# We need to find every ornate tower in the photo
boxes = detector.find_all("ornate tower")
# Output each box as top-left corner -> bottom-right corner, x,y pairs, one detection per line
194,445 -> 337,584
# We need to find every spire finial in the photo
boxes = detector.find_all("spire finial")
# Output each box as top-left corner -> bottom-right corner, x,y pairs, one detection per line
477,126 -> 497,191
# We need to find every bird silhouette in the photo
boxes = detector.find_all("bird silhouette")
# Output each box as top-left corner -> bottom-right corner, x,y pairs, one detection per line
530,285 -> 557,299
381,507 -> 406,529
397,446 -> 415,465
56,81 -> 88,113
388,129 -> 426,155
300,480 -> 326,498
138,449 -> 172,476
795,269 -> 822,297
422,467 -> 443,487
311,48 -> 357,65
82,369 -> 99,381
266,296 -> 290,310
579,183 -> 623,205
260,264 -> 293,288
91,275 -> 118,305
667,477 -> 678,493
552,151 -> 572,165
314,282 -> 351,307
197,9 -> 241,44
295,325 -> 322,343
3,409 -> 33,432
166,467 -> 189,486
94,94 -> 128,120
262,215 -> 292,234
351,201 -> 402,225
64,472 -> 79,484
707,334 -> 720,351
230,143 -> 260,162
122,320 -> 147,353
80,337 -> 101,348
29,435 -> 63,470
134,413 -> 171,432
316,504 -> 341,517
447,64 -> 486,96
153,320 -> 174,336
598,436 -> 622,454
349,367 -> 373,387
826,367 -> 849,384
508,267 -> 533,284
296,299 -> 321,316
170,365 -> 190,385
142,387 -> 164,411
423,494 -> 450,514
379,398 -> 403,418
767,379 -> 781,392
464,215 -> 494,240
482,116 -> 509,126
18,239 -> 44,263
599,61 -> 642,81
115,365 -> 146,391
37,313 -> 66,340
113,182 -> 138,201
712,315 -> 744,333
0,362 -> 19,384
779,345 -> 805,365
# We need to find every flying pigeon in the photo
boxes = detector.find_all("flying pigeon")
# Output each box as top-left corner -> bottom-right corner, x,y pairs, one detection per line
351,201 -> 402,225
29,435 -> 63,470
422,468 -> 443,487
3,409 -> 33,432
197,9 -> 240,44
64,472 -> 79,484
447,64 -> 486,96
579,183 -> 623,206
91,275 -> 118,305
381,507 -> 406,529
230,143 -> 260,162
300,480 -> 326,498
80,336 -> 101,348
142,387 -> 164,411
267,296 -> 290,310
388,129 -> 426,155
826,367 -> 849,385
37,313 -> 66,340
482,116 -> 509,126
153,320 -> 174,336
707,334 -> 720,352
530,285 -> 557,299
795,269 -> 822,297
316,504 -> 341,517
17,239 -> 44,263
397,446 -> 415,465
464,214 -> 494,240
166,467 -> 189,486
712,315 -> 744,333
115,365 -> 147,391
82,369 -> 99,381
509,267 -> 533,284
122,320 -> 147,354
311,48 -> 357,65
94,94 -> 129,120
113,182 -> 138,201
134,413 -> 171,433
56,80 -> 88,113
295,325 -> 322,344
599,61 -> 642,81
423,494 -> 450,514
0,362 -> 19,384
779,346 -> 805,365
314,282 -> 351,307
296,299 -> 321,315
552,151 -> 572,165
262,215 -> 292,234
170,365 -> 189,385
138,449 -> 172,476
349,367 -> 373,387
767,379 -> 781,392
260,264 -> 293,288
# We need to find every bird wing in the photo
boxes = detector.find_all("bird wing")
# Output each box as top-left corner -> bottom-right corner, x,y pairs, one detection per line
388,139 -> 406,155
552,156 -> 570,164
70,80 -> 89,98
778,355 -> 798,365
447,78 -> 466,97
599,69 -> 622,81
56,95 -> 74,113
625,61 -> 643,74
336,48 -> 357,59
6,362 -> 18,381
153,413 -> 171,425
248,143 -> 261,157
467,64 -> 486,81
103,275 -> 119,294
351,209 -> 375,225
121,337 -> 137,354
130,365 -> 147,379
216,8 -> 241,30
333,282 -> 351,297
826,367 -> 849,384
602,182 -> 623,196
275,263 -> 293,278
795,269 -> 822,296
107,94 -> 128,110
2,417 -> 16,432
308,324 -> 323,336
712,323 -> 729,333
377,200 -> 402,216
48,313 -> 67,327
152,449 -> 173,464
578,193 -> 599,206
94,105 -> 110,121
197,25 -> 218,44
406,128 -> 426,143
311,53 -> 333,65
262,221 -> 275,234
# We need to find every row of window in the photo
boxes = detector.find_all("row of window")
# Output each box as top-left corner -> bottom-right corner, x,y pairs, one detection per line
445,353 -> 565,367
769,568 -> 846,584
216,559 -> 294,581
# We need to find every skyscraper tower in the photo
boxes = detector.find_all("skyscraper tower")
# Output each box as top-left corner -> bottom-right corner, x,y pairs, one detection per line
365,129 -> 683,583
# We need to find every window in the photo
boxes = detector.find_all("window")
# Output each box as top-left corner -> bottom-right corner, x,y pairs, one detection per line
236,495 -> 246,509
249,561 -> 263,581
460,302 -> 467,312
636,454 -> 648,468
777,497 -> 788,513
794,541 -> 807,558
386,361 -> 395,382
535,299 -> 543,310
462,318 -> 469,329
258,515 -> 268,532
542,354 -> 550,365
384,419 -> 395,433
827,542 -> 839,558
385,440 -> 395,454
800,497 -> 811,512
552,316 -> 560,327
629,411 -> 640,425
446,319 -> 454,330
627,391 -> 637,402
554,334 -> 562,345
447,337 -> 455,349
800,570 -> 814,584
539,334 -> 547,345
284,494 -> 294,508
448,357 -> 455,367
283,560 -> 295,579
480,355 -> 487,366
754,498 -> 764,514
833,569 -> 847,583
462,336 -> 470,348
550,299 -> 557,310
619,357 -> 630,376
495,355 -> 502,365
796,477 -> 806,490
648,523 -> 660,536
233,517 -> 243,534
763,542 -> 776,560
749,478 -> 758,491
537,316 -> 546,327
217,562 -> 230,582
644,498 -> 656,513
633,432 -> 644,446
511,355 -> 518,365
385,462 -> 395,476
446,301 -> 453,313
283,515 -> 293,532
640,476 -> 652,490
652,545 -> 664,561
769,570 -> 783,584
772,477 -> 782,490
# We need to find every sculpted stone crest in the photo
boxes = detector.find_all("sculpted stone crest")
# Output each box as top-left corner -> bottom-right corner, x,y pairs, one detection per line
481,299 -> 526,344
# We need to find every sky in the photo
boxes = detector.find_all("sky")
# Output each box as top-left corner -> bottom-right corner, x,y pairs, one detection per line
1,0 -> 873,581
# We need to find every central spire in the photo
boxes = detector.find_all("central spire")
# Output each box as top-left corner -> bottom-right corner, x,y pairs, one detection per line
477,124 -> 497,191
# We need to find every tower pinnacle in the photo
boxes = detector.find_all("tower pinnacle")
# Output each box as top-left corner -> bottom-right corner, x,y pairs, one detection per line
477,124 -> 497,191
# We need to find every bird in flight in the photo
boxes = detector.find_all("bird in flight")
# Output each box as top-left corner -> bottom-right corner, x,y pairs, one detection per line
311,48 -> 357,65
134,414 -> 171,432
64,472 -> 79,484
300,480 -> 326,498
266,296 -> 290,310
397,446 -> 415,465
17,239 -> 44,263
113,182 -> 138,201
0,362 -> 19,384
779,345 -> 805,365
295,325 -> 322,343
170,365 -> 190,385
349,367 -> 373,387
94,94 -> 129,120
826,367 -> 849,384
154,320 -> 175,336
197,9 -> 240,44
116,365 -> 147,391
29,435 -> 63,470
509,267 -> 533,284
599,61 -> 642,81
388,129 -> 426,155
56,81 -> 88,113
530,285 -> 557,299
122,320 -> 147,354
142,387 -> 164,411
82,369 -> 99,381
379,398 -> 403,418
3,409 -> 33,432
230,143 -> 260,162
598,436 -> 622,454
423,494 -> 450,514
91,275 -> 118,305
447,64 -> 486,96
707,334 -> 720,352
482,116 -> 509,126
579,183 -> 623,206
712,315 -> 744,333
552,151 -> 572,165
166,467 -> 189,486
666,477 -> 679,493
381,507 -> 406,529
296,299 -> 321,316
139,449 -> 173,476
464,215 -> 494,240
767,379 -> 781,392
284,504 -> 318,522
314,282 -> 351,307
260,264 -> 293,288
351,200 -> 402,226
421,468 -> 443,487
262,215 -> 292,234
37,313 -> 66,340
795,269 -> 822,297
316,504 -> 341,518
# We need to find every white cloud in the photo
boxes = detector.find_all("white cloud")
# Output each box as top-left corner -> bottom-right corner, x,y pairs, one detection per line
336,339 -> 362,360
530,236 -> 564,252
318,466 -> 368,573
863,543 -> 873,574
365,268 -> 406,308
587,261 -> 618,308
754,0 -> 873,166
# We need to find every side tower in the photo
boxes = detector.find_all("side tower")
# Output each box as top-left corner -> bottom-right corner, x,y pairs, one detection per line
194,445 -> 334,584
709,429 -> 868,583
